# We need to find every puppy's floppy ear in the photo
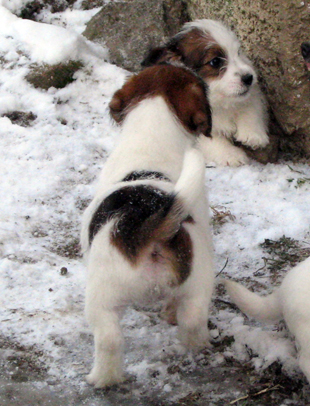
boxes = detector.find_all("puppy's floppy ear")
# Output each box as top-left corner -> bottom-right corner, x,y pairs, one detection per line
141,40 -> 183,67
109,91 -> 125,123
187,82 -> 212,137
141,46 -> 168,67
192,110 -> 212,138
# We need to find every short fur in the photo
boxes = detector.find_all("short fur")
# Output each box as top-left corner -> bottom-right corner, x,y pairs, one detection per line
142,19 -> 269,166
222,256 -> 310,382
81,64 -> 214,388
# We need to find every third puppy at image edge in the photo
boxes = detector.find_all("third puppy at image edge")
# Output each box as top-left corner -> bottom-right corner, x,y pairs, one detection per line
81,64 -> 214,388
142,19 -> 270,167
222,256 -> 310,383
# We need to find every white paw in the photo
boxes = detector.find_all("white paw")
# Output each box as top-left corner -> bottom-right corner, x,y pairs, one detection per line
205,145 -> 250,167
217,148 -> 250,167
235,131 -> 269,149
179,326 -> 212,350
86,367 -> 124,388
198,135 -> 250,167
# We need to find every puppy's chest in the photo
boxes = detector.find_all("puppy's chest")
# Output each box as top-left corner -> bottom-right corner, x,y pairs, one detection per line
212,108 -> 237,136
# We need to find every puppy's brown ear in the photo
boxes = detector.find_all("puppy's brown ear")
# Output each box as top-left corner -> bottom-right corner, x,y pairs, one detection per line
109,92 -> 124,123
141,41 -> 183,67
141,47 -> 168,67
192,110 -> 212,137
188,83 -> 212,137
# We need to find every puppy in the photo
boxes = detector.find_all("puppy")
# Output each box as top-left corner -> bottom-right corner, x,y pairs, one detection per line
222,257 -> 310,382
142,19 -> 269,166
81,64 -> 215,388
301,42 -> 310,71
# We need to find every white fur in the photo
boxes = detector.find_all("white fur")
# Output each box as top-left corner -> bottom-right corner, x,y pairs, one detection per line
182,20 -> 269,166
81,96 -> 214,388
222,256 -> 310,382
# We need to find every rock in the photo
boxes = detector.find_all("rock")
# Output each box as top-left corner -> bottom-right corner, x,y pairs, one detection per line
19,0 -> 76,20
81,0 -> 106,10
83,0 -> 190,72
25,61 -> 84,90
2,111 -> 37,127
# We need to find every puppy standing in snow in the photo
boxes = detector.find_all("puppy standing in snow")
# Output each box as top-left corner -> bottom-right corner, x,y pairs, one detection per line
222,257 -> 310,382
81,64 -> 215,388
142,19 -> 269,166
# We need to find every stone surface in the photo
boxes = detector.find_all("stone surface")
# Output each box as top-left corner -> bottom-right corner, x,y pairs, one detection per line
83,0 -> 190,72
19,0 -> 76,19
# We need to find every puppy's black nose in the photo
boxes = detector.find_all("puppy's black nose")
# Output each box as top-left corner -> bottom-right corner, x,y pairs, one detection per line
301,42 -> 310,59
241,73 -> 253,86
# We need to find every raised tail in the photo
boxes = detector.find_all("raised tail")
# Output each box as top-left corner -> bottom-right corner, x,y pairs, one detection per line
222,279 -> 283,322
152,146 -> 206,240
173,147 -> 206,212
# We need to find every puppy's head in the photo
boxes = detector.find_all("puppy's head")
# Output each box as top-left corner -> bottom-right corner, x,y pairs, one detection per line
109,64 -> 212,137
301,42 -> 310,71
142,19 -> 257,103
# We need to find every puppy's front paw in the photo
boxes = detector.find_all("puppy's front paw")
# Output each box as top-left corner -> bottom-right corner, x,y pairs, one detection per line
198,135 -> 250,167
179,326 -> 212,350
235,130 -> 269,150
223,148 -> 250,167
86,367 -> 124,388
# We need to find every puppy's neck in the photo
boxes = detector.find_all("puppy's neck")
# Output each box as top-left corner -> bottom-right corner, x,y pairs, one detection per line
121,96 -> 190,148
101,96 -> 195,186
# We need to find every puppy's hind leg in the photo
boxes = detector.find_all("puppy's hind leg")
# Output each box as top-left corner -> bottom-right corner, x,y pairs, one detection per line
176,227 -> 214,349
85,250 -> 125,388
295,326 -> 310,383
86,307 -> 124,388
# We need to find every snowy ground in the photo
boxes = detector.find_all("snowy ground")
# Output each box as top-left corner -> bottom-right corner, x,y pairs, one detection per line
1,2 -> 310,405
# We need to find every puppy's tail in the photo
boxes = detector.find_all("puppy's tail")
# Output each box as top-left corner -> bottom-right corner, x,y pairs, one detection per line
222,279 -> 283,322
173,147 -> 206,212
153,147 -> 206,240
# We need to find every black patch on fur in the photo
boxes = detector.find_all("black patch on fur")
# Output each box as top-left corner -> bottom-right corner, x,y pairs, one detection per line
89,185 -> 175,248
122,171 -> 170,183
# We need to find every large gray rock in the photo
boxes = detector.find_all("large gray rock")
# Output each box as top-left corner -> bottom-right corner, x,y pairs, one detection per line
83,0 -> 190,72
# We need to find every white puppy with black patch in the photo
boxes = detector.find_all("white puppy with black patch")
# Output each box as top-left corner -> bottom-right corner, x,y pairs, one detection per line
142,19 -> 269,166
81,64 -> 215,388
222,256 -> 310,382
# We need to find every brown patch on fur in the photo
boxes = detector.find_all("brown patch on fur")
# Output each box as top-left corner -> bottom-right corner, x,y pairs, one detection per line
142,28 -> 227,83
163,225 -> 192,284
145,224 -> 193,286
161,298 -> 179,325
109,64 -> 212,137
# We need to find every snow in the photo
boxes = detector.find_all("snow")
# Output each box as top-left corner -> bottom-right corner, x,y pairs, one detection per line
0,6 -> 107,64
0,1 -> 310,399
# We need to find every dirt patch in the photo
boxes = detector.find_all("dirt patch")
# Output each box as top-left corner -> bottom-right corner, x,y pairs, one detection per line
259,236 -> 310,282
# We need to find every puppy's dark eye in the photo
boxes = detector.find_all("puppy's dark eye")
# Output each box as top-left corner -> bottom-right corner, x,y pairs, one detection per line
209,57 -> 224,68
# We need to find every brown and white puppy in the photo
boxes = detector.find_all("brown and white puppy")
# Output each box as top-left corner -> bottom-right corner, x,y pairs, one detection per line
301,42 -> 310,71
81,64 -> 215,388
142,19 -> 269,166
